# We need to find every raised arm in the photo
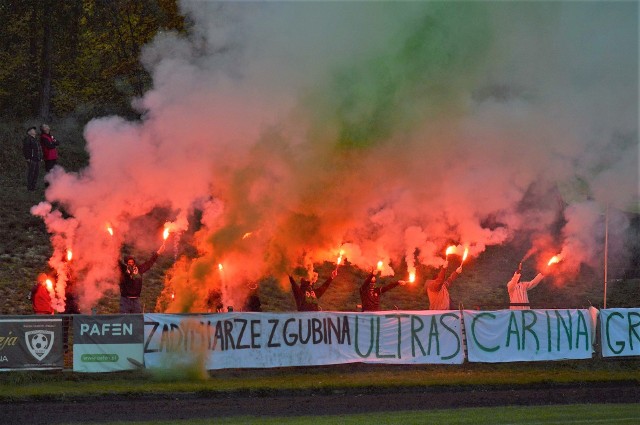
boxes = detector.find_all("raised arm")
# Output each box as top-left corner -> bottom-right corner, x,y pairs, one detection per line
380,279 -> 404,294
289,275 -> 302,308
524,273 -> 544,290
118,259 -> 127,274
314,269 -> 337,299
427,267 -> 447,292
507,271 -> 521,293
138,252 -> 159,274
360,273 -> 375,292
289,275 -> 299,292
443,266 -> 462,289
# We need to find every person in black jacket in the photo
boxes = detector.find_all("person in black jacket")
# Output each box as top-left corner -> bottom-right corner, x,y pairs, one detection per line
360,272 -> 406,312
289,269 -> 337,312
119,244 -> 165,313
22,126 -> 41,190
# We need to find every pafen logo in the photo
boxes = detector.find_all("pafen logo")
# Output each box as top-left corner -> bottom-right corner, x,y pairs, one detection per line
25,330 -> 54,361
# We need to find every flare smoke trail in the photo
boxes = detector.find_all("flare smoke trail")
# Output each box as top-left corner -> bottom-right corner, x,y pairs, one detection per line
32,2 -> 638,312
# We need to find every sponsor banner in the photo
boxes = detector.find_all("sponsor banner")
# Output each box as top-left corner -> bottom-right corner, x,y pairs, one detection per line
0,316 -> 63,370
73,315 -> 144,372
144,311 -> 464,369
463,309 -> 595,363
601,308 -> 640,357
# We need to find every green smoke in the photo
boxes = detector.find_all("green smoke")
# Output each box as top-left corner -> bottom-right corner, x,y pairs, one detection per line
315,3 -> 493,150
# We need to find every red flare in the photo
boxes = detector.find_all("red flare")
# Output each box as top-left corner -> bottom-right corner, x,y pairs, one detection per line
462,247 -> 469,263
445,245 -> 456,256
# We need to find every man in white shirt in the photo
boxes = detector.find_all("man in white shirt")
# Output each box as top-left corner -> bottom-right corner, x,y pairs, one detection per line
426,261 -> 462,310
507,262 -> 544,310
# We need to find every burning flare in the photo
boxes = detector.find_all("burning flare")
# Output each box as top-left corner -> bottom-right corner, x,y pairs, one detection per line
377,260 -> 384,271
218,263 -> 223,271
45,279 -> 53,290
462,247 -> 469,263
334,249 -> 345,272
242,232 -> 253,239
66,249 -> 73,262
106,223 -> 114,236
445,245 -> 456,256
409,272 -> 416,283
547,255 -> 561,266
163,227 -> 170,240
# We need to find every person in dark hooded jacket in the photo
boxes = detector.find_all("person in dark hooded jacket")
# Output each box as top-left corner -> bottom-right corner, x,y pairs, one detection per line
360,272 -> 406,312
289,269 -> 337,312
119,244 -> 164,313
22,126 -> 41,190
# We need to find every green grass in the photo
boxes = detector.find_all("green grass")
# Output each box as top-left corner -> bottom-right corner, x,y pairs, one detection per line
66,404 -> 640,425
0,359 -> 638,401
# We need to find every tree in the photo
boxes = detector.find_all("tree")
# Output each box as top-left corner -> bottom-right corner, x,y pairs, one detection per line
0,0 -> 185,120
38,0 -> 53,121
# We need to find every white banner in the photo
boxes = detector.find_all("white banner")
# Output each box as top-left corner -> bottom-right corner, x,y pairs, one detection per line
144,311 -> 464,369
463,309 -> 596,362
600,308 -> 640,357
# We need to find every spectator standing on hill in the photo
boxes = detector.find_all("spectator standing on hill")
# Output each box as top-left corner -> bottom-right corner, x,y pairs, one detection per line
39,123 -> 60,176
119,244 -> 164,313
289,269 -> 337,312
22,126 -> 41,191
508,262 -> 544,310
63,263 -> 80,351
360,271 -> 406,312
63,265 -> 81,315
426,261 -> 462,310
29,277 -> 54,315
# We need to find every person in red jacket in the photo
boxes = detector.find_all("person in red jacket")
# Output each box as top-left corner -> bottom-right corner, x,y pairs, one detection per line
30,277 -> 54,315
39,123 -> 60,175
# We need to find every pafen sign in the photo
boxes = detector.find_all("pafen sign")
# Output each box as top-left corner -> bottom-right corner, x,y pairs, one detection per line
144,311 -> 464,369
73,315 -> 144,372
463,309 -> 597,362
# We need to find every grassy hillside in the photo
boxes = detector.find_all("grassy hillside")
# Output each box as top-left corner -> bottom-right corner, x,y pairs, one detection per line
0,120 -> 638,315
